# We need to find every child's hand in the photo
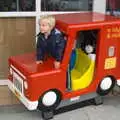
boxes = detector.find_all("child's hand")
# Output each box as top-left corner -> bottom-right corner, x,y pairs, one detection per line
54,61 -> 60,69
36,60 -> 43,64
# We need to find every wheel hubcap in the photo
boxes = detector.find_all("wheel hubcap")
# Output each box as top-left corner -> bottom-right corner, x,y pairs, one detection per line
42,91 -> 57,106
100,77 -> 112,90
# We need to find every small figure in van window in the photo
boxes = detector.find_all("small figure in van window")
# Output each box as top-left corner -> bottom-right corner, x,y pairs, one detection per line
36,15 -> 66,69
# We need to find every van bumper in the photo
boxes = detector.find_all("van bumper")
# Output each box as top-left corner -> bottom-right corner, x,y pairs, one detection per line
8,80 -> 38,111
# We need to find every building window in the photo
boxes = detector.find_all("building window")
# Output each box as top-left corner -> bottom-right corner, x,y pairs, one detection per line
106,0 -> 120,16
0,0 -> 35,12
41,0 -> 93,11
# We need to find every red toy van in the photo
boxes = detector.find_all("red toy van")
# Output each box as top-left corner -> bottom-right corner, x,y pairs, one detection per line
8,12 -> 120,119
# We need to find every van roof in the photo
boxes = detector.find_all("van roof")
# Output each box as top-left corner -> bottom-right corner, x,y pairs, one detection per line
55,12 -> 120,34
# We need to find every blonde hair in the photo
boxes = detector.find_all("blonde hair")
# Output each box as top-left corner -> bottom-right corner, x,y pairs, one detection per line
39,15 -> 56,29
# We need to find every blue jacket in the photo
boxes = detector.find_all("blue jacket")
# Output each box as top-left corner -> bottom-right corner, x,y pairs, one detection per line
36,28 -> 66,61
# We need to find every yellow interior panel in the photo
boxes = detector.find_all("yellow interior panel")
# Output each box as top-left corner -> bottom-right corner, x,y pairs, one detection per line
71,49 -> 95,91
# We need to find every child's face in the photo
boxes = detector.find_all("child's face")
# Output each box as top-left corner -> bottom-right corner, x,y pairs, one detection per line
39,19 -> 51,34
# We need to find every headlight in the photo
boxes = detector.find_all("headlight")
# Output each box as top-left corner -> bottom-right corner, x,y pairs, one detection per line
117,80 -> 120,86
10,68 -> 13,75
24,81 -> 28,89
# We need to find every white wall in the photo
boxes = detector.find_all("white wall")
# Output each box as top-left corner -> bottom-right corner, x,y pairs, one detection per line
93,0 -> 106,14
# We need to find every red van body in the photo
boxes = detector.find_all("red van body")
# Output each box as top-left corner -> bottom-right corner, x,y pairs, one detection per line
8,12 -> 120,112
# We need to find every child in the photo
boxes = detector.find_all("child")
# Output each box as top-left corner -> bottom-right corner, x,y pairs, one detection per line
36,15 -> 66,69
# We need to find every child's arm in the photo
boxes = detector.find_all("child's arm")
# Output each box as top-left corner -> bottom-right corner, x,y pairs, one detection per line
54,34 -> 66,69
36,38 -> 45,63
55,34 -> 66,62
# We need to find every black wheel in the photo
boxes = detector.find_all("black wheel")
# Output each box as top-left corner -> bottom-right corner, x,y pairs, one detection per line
93,95 -> 103,105
97,76 -> 116,96
41,110 -> 54,120
38,89 -> 61,111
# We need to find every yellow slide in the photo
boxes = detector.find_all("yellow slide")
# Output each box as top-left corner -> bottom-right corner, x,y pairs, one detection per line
71,49 -> 95,91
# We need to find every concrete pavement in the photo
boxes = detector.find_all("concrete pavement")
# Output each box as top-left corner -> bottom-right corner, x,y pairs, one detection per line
0,95 -> 120,120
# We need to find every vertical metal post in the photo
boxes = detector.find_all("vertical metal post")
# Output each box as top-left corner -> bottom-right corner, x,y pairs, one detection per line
16,0 -> 19,11
36,0 -> 41,42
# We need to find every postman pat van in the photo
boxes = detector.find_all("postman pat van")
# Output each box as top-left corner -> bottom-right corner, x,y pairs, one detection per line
8,12 -> 120,119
